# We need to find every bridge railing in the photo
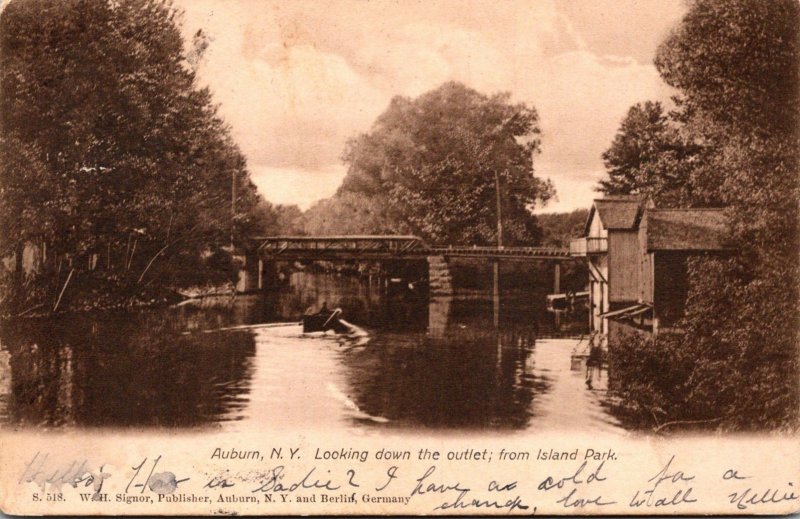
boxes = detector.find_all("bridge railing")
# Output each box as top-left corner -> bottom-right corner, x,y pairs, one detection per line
253,235 -> 429,255
430,245 -> 569,258
250,236 -> 570,259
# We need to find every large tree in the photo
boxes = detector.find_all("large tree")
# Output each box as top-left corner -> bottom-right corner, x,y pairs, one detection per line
598,101 -> 702,206
604,0 -> 800,429
659,0 -> 799,429
0,0 -> 262,307
305,82 -> 554,245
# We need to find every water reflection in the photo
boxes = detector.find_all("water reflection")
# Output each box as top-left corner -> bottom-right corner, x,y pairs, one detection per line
0,271 -> 611,432
428,296 -> 451,338
0,312 -> 255,428
341,326 -> 550,429
263,272 -> 428,332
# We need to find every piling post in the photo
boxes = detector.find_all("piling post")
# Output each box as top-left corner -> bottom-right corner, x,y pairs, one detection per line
553,262 -> 561,330
254,260 -> 277,292
493,259 -> 500,328
553,262 -> 561,294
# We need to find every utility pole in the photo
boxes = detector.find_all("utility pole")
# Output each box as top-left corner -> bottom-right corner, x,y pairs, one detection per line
493,168 -> 503,328
489,113 -> 518,329
494,168 -> 504,249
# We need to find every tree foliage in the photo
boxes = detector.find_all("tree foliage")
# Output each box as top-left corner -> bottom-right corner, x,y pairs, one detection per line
599,101 -> 702,206
537,209 -> 589,249
601,0 -> 800,430
302,192 -> 398,236
655,0 -> 799,138
250,200 -> 305,236
304,82 -> 554,244
0,0 -> 264,310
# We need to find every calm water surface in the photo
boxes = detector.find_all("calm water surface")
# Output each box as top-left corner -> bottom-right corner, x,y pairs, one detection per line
0,272 -> 622,433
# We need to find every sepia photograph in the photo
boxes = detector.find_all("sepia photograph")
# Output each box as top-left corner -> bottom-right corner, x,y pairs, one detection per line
0,0 -> 797,515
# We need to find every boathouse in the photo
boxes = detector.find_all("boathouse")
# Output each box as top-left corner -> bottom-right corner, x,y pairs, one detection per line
570,196 -> 728,346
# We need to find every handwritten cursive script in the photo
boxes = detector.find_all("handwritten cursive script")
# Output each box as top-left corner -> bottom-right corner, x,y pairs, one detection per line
19,452 -> 111,497
629,455 -> 697,508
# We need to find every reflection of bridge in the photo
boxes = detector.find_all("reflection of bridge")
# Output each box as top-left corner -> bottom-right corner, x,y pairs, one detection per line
251,235 -> 570,261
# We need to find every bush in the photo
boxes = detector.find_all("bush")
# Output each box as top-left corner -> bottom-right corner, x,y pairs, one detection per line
609,327 -> 697,429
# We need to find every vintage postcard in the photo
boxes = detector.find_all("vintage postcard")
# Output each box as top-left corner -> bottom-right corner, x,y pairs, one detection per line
0,0 -> 798,515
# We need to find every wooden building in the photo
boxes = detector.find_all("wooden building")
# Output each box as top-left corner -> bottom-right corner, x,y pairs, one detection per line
570,196 -> 728,347
569,195 -> 649,338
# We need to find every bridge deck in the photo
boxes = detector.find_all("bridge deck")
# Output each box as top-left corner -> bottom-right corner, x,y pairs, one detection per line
429,246 -> 568,259
250,236 -> 569,260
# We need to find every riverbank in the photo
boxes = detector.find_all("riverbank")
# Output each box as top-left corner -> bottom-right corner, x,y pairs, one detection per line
0,272 -> 186,320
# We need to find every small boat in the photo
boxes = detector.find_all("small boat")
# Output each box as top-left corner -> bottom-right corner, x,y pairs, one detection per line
302,306 -> 350,334
546,290 -> 590,312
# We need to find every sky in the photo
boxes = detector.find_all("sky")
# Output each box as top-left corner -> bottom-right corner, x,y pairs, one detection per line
177,0 -> 686,213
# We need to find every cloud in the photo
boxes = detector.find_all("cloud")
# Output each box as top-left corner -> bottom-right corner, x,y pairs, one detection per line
534,162 -> 604,214
250,164 -> 347,210
526,49 -> 674,171
180,4 -> 386,170
177,0 -> 684,212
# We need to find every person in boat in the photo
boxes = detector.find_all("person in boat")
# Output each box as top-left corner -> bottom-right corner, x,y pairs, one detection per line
303,302 -> 348,333
304,301 -> 328,315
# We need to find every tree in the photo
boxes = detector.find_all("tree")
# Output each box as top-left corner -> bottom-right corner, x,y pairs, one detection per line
0,0 -> 262,310
0,136 -> 54,301
315,82 -> 554,244
244,197 -> 304,236
598,101 -> 702,206
656,0 -> 799,429
537,209 -> 589,249
655,0 -> 799,138
272,205 -> 305,235
602,0 -> 800,430
302,191 -> 400,236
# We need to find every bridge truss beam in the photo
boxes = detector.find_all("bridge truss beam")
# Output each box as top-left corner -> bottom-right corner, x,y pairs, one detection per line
250,236 -> 570,261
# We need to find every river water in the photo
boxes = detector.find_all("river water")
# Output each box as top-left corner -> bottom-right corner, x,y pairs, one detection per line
0,271 -> 623,434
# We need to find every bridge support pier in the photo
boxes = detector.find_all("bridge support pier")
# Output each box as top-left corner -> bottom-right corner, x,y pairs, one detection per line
259,260 -> 278,291
427,256 -> 452,297
237,251 -> 262,293
238,255 -> 279,293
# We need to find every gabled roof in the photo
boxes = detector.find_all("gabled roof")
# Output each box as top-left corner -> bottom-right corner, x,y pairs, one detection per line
584,195 -> 646,235
646,209 -> 728,251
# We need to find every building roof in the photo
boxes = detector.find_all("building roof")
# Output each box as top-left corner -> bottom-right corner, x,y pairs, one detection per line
584,195 -> 645,234
646,209 -> 728,251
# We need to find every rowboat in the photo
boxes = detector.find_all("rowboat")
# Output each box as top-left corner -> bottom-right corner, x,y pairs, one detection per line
302,306 -> 349,334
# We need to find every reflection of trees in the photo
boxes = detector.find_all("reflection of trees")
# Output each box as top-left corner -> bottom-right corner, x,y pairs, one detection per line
1,309 -> 256,428
2,321 -> 79,427
341,326 -> 550,429
266,272 -> 380,323
175,296 -> 267,332
266,272 -> 427,331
